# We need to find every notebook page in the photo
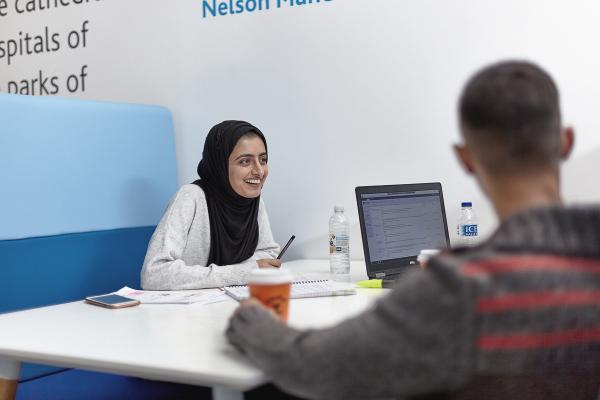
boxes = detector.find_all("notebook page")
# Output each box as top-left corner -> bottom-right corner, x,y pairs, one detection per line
224,280 -> 355,301
291,280 -> 356,299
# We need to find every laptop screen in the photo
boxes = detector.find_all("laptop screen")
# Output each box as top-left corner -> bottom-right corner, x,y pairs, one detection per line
356,183 -> 450,275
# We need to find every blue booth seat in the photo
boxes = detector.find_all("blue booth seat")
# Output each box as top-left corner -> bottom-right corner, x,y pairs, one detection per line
0,228 -> 154,315
0,93 -> 209,399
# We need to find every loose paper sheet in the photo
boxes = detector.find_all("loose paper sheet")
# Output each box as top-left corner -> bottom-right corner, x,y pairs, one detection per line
115,286 -> 229,305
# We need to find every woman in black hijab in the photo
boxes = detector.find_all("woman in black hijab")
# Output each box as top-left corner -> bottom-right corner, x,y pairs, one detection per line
141,121 -> 281,290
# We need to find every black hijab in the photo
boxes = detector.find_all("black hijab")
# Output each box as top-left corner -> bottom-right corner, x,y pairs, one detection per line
193,121 -> 267,266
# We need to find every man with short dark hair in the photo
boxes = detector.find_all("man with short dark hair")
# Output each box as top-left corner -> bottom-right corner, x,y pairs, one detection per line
226,61 -> 600,400
456,61 -> 572,220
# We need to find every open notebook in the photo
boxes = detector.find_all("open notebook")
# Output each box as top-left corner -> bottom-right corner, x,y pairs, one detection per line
223,279 -> 356,301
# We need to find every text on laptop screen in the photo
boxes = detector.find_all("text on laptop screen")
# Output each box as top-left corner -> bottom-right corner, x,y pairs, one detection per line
360,189 -> 448,263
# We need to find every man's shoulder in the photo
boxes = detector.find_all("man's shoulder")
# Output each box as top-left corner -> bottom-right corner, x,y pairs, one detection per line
388,251 -> 480,298
426,247 -> 484,277
430,244 -> 541,279
425,246 -> 513,292
430,240 -> 600,299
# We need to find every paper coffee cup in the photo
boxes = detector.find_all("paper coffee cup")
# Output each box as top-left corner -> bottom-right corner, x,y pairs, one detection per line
248,268 -> 292,321
417,249 -> 440,268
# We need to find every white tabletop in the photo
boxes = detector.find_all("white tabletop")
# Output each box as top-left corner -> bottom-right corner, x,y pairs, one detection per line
0,259 -> 383,392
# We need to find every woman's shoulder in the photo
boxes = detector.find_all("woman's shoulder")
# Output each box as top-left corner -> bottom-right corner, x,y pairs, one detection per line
177,183 -> 205,197
259,195 -> 268,208
169,183 -> 207,208
258,196 -> 270,217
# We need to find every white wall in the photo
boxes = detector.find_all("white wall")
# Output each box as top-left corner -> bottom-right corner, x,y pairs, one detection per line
2,0 -> 599,260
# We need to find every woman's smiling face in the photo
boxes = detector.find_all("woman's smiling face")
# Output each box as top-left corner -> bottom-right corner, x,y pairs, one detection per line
228,134 -> 268,198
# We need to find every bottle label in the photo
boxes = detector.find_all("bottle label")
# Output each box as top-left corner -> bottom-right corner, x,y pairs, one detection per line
460,224 -> 478,237
329,234 -> 349,254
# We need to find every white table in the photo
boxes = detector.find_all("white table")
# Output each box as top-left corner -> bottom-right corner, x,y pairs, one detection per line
0,260 -> 384,400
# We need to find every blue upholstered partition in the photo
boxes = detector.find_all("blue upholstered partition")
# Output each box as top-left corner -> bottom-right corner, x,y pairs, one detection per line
0,94 -> 177,240
0,94 -> 179,383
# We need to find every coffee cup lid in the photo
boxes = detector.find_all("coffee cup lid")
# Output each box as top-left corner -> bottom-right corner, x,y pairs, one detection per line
248,268 -> 292,285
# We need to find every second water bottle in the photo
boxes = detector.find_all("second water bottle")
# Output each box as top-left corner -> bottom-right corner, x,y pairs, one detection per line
456,201 -> 478,246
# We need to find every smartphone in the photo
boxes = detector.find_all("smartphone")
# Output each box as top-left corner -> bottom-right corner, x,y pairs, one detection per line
85,294 -> 140,309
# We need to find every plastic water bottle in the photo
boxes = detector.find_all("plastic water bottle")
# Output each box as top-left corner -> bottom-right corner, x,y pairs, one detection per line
329,205 -> 350,275
457,202 -> 478,246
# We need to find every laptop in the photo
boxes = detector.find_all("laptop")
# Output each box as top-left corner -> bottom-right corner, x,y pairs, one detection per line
355,182 -> 450,280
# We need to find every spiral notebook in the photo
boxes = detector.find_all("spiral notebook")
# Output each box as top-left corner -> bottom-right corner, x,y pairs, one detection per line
223,279 -> 356,301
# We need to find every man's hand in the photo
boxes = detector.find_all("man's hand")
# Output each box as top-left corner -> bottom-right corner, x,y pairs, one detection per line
227,298 -> 280,354
234,298 -> 278,319
256,258 -> 282,268
225,298 -> 284,354
240,297 -> 263,308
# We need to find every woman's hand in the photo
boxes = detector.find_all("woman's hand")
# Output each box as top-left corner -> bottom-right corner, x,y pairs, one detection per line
256,258 -> 282,269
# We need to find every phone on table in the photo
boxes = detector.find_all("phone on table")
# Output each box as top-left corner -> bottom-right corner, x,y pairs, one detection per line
85,294 -> 140,309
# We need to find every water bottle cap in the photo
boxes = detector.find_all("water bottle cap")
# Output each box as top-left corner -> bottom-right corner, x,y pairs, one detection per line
461,202 -> 472,207
334,205 -> 344,212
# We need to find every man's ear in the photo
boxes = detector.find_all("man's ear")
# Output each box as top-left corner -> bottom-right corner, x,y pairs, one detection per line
559,126 -> 575,161
454,143 -> 476,174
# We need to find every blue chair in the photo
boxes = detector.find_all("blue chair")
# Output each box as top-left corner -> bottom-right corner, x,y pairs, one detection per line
0,93 -> 209,399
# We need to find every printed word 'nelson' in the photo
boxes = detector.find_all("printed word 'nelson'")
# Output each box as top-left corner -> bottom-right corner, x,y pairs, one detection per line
202,0 -> 332,18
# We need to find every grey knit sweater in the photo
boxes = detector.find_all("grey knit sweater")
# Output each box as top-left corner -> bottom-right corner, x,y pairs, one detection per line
226,206 -> 600,399
141,184 -> 280,290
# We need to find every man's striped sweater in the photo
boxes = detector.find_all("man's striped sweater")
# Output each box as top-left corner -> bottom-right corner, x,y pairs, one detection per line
226,206 -> 600,400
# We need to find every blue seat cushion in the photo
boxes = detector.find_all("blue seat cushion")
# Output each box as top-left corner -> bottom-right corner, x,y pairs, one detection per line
0,227 -> 155,381
0,227 -> 154,315
16,371 -> 305,400
16,369 -> 212,400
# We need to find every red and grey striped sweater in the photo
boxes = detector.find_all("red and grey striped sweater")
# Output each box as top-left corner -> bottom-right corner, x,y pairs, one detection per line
227,206 -> 600,400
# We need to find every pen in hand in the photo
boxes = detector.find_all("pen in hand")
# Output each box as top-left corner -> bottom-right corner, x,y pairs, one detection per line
277,235 -> 296,260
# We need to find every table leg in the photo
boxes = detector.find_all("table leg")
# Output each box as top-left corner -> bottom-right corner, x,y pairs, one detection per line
212,386 -> 244,400
0,358 -> 20,400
